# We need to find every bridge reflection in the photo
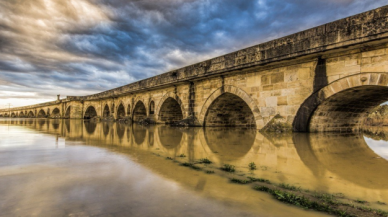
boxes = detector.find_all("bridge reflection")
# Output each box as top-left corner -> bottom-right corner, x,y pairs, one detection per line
1,119 -> 388,204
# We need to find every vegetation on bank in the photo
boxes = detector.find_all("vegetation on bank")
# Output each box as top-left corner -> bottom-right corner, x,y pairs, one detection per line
364,105 -> 388,126
156,152 -> 388,217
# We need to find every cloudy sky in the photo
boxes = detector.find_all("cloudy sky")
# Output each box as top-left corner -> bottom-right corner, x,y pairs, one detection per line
0,0 -> 387,108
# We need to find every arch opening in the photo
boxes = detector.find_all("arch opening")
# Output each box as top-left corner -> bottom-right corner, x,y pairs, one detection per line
308,86 -> 388,132
117,103 -> 126,119
65,106 -> 71,119
11,113 -> 16,118
204,93 -> 256,127
27,111 -> 35,118
84,106 -> 97,119
52,108 -> 60,118
103,104 -> 110,118
158,97 -> 183,123
19,112 -> 24,117
37,109 -> 47,118
133,101 -> 147,123
127,104 -> 131,115
149,101 -> 155,115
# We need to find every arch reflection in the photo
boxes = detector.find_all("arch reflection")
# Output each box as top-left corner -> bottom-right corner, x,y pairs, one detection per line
293,133 -> 388,189
157,126 -> 183,149
84,121 -> 97,135
204,128 -> 256,161
133,124 -> 147,145
116,123 -> 125,140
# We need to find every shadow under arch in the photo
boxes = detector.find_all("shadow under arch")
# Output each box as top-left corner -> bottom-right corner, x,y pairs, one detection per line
27,111 -> 35,118
293,132 -> 388,189
158,97 -> 183,123
37,109 -> 46,118
65,106 -> 71,118
52,108 -> 60,118
117,103 -> 126,119
293,72 -> 388,132
103,104 -> 110,118
201,127 -> 256,161
132,124 -> 147,145
84,106 -> 97,119
198,85 -> 262,128
133,100 -> 147,122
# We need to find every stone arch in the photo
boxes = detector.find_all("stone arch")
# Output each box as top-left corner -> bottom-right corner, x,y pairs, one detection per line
158,97 -> 184,123
117,103 -> 126,119
198,85 -> 262,128
37,109 -> 47,118
52,108 -> 60,118
27,111 -> 35,118
149,100 -> 155,115
19,111 -> 24,117
84,106 -> 97,119
103,104 -> 110,118
133,100 -> 147,122
11,112 -> 16,118
64,106 -> 71,118
156,92 -> 186,121
293,72 -> 388,132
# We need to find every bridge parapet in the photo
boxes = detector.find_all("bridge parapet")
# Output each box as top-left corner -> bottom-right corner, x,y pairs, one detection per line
75,5 -> 388,101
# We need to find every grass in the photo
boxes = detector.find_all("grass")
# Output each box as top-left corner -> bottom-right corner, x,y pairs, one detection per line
378,201 -> 387,205
205,170 -> 214,174
180,162 -> 201,170
248,162 -> 257,170
178,154 -> 186,157
254,186 -> 354,217
230,178 -> 251,184
278,183 -> 301,191
166,157 -> 173,160
221,164 -> 235,172
247,176 -> 271,184
198,158 -> 212,164
355,199 -> 368,204
313,193 -> 339,205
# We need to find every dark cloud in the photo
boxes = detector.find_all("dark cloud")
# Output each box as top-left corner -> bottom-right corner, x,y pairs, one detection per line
0,0 -> 387,106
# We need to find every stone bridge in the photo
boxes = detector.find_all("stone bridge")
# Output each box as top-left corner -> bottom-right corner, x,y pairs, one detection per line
2,6 -> 388,132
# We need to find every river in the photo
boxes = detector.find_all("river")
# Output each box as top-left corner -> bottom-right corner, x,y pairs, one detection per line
0,119 -> 387,216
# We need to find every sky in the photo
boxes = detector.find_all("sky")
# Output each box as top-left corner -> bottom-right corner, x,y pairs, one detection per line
0,0 -> 387,108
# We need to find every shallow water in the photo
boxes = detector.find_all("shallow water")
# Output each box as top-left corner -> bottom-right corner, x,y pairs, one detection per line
0,119 -> 388,216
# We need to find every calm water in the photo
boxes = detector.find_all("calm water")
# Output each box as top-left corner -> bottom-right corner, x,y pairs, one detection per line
0,119 -> 388,216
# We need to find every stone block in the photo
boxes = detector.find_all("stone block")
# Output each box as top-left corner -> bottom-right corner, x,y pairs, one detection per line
261,75 -> 270,85
297,68 -> 311,80
263,85 -> 273,91
260,107 -> 276,117
271,72 -> 284,83
362,48 -> 385,58
265,96 -> 278,107
277,96 -> 288,106
285,71 -> 298,82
